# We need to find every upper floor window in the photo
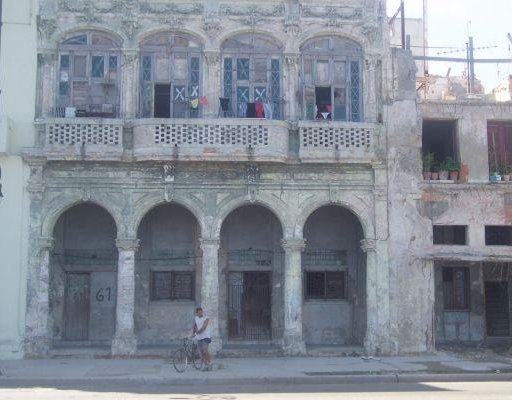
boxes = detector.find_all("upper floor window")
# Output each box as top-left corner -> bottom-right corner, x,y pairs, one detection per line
221,34 -> 283,120
300,37 -> 363,122
57,32 -> 121,118
140,33 -> 202,119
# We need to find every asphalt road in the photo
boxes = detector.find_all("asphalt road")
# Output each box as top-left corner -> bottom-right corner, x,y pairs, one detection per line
1,381 -> 512,400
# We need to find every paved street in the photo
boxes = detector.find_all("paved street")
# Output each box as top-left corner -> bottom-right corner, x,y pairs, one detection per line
1,381 -> 512,400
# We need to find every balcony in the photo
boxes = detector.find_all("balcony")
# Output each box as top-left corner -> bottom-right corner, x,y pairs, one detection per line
36,118 -> 124,161
298,121 -> 381,163
130,118 -> 290,163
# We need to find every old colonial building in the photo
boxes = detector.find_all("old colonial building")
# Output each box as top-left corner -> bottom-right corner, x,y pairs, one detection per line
1,0 -> 512,359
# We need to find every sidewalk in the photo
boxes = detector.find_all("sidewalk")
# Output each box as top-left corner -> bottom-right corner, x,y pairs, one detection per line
1,352 -> 512,385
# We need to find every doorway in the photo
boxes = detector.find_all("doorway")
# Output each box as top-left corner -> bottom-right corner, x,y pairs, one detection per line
485,282 -> 510,337
228,272 -> 271,341
64,273 -> 90,341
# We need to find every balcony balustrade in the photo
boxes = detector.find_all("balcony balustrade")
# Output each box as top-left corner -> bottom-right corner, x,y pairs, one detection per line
130,118 -> 290,163
298,121 -> 381,163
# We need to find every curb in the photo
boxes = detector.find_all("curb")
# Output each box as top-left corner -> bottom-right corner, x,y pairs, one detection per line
1,372 -> 512,386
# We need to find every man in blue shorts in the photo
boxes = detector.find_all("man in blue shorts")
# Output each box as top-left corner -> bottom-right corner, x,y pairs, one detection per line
192,307 -> 212,371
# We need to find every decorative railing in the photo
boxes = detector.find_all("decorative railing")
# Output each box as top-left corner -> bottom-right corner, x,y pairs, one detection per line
38,118 -> 124,160
131,118 -> 290,162
298,121 -> 380,163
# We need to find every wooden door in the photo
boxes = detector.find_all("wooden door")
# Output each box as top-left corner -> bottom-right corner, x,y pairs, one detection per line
64,273 -> 90,341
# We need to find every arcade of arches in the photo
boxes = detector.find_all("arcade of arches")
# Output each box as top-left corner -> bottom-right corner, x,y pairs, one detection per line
33,201 -> 374,356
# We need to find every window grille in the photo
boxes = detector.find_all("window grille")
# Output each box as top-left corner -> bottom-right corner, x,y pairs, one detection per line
305,271 -> 347,300
442,267 -> 469,310
151,271 -> 195,301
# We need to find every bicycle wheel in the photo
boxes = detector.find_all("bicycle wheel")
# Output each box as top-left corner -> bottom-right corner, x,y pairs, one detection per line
172,348 -> 188,373
191,344 -> 204,371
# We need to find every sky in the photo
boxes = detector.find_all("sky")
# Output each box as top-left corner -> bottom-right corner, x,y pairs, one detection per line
387,0 -> 512,93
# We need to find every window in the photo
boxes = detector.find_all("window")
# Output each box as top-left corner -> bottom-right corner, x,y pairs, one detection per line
433,226 -> 467,245
422,120 -> 459,179
442,267 -> 469,310
485,226 -> 512,246
221,34 -> 283,120
140,33 -> 202,119
151,271 -> 194,301
305,271 -> 346,300
57,32 -> 121,118
488,122 -> 512,176
300,37 -> 363,122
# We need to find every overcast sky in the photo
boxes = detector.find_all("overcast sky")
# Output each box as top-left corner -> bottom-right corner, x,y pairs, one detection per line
387,0 -> 512,93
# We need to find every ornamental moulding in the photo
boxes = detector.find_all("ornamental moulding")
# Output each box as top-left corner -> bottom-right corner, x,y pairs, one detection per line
139,2 -> 203,15
220,5 -> 286,18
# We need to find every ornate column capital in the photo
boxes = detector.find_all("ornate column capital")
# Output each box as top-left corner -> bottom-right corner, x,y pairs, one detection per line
360,238 -> 377,253
115,238 -> 140,251
37,236 -> 55,250
284,53 -> 301,67
204,51 -> 220,66
200,238 -> 220,250
281,238 -> 306,252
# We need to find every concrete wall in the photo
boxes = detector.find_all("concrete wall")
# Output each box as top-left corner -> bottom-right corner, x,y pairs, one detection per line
51,203 -> 118,344
135,204 -> 200,345
0,0 -> 37,359
219,205 -> 283,344
302,205 -> 365,345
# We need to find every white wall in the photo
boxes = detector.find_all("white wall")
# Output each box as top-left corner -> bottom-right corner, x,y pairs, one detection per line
0,0 -> 37,359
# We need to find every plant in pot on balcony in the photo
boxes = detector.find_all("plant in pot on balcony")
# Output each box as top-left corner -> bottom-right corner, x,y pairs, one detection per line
431,162 -> 440,180
498,162 -> 511,181
422,153 -> 435,180
444,156 -> 460,181
438,159 -> 450,181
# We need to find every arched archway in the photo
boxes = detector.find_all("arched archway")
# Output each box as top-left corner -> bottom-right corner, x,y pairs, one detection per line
50,203 -> 118,345
219,205 -> 284,344
135,203 -> 201,346
302,205 -> 366,346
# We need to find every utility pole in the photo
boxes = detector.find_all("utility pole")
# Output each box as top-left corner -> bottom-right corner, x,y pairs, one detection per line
468,37 -> 476,94
400,1 -> 406,50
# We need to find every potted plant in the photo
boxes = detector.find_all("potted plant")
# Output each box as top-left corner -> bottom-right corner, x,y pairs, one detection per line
431,163 -> 439,180
444,156 -> 460,181
422,153 -> 435,180
438,159 -> 450,181
490,167 -> 501,182
498,163 -> 510,181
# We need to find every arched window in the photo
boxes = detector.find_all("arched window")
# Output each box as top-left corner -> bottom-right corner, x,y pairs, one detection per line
57,32 -> 121,117
301,37 -> 363,122
221,34 -> 283,120
140,33 -> 203,119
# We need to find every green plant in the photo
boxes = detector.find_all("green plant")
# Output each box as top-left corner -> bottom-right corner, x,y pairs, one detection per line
498,162 -> 509,176
443,156 -> 460,172
422,153 -> 435,172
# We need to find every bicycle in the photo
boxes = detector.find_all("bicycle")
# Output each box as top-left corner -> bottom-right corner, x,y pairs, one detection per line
172,337 -> 204,373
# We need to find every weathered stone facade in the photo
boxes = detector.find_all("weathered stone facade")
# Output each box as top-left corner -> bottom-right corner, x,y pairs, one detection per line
19,0 -> 512,359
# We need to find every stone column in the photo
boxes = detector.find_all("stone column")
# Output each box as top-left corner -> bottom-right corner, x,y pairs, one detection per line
38,52 -> 57,118
203,51 -> 221,119
281,238 -> 306,355
361,238 -> 392,355
200,238 -> 221,352
111,238 -> 139,356
284,54 -> 301,121
121,51 -> 139,119
25,237 -> 54,357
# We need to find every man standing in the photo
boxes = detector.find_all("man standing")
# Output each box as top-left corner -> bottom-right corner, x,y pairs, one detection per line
193,307 -> 212,371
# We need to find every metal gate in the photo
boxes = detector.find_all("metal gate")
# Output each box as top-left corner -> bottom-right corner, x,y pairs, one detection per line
64,273 -> 90,341
485,282 -> 510,337
228,272 -> 271,341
